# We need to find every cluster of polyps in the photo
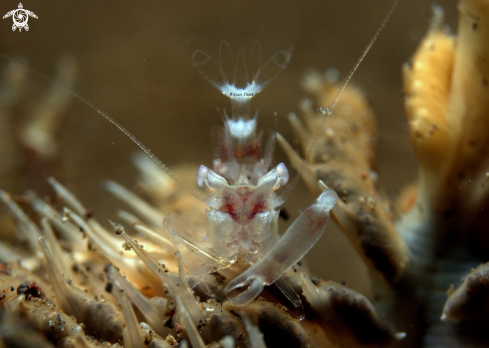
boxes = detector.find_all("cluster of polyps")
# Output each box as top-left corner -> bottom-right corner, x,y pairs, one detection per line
0,4 -> 413,345
7,0 -> 489,345
0,38 -> 340,347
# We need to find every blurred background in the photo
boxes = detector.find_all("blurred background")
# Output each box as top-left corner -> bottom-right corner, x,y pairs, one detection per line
0,0 -> 458,295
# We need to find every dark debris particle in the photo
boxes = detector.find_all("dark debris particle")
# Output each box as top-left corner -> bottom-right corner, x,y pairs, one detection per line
84,209 -> 94,218
144,332 -> 153,345
105,281 -> 113,293
279,208 -> 290,221
17,284 -> 30,297
229,309 -> 240,319
56,314 -> 64,330
16,195 -> 28,204
110,220 -> 124,235
310,276 -> 322,286
29,282 -> 43,298
164,317 -> 174,329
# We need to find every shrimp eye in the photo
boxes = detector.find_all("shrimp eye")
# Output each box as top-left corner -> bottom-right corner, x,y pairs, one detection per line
16,283 -> 30,296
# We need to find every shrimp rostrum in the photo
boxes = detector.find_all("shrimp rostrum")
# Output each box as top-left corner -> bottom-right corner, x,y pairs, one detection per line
174,40 -> 338,308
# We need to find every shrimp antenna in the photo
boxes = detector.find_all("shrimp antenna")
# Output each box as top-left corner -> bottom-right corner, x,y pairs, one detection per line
281,0 -> 399,201
0,53 -> 207,202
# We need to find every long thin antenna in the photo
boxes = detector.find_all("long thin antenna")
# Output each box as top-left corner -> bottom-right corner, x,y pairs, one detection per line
281,0 -> 399,201
0,53 -> 207,203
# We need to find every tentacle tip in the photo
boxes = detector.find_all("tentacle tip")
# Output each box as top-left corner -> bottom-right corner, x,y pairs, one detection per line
275,132 -> 286,145
109,220 -> 125,235
318,180 -> 329,191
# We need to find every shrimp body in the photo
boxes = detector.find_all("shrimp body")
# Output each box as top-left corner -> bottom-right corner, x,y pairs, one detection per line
186,41 -> 338,307
198,116 -> 288,264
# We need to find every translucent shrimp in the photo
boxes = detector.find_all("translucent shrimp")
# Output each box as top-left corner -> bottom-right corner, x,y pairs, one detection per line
179,20 -> 394,309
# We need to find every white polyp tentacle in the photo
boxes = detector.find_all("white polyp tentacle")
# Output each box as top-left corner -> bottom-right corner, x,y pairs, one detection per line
48,177 -> 122,247
38,236 -> 79,317
111,284 -> 144,348
175,296 -> 206,348
131,152 -> 174,195
64,209 -> 150,287
0,241 -> 19,263
72,325 -> 95,347
25,190 -> 85,248
241,314 -> 267,348
107,266 -> 168,338
40,217 -> 74,281
48,177 -> 86,216
225,188 -> 338,305
105,180 -> 165,228
117,210 -> 175,252
0,190 -> 42,251
118,231 -> 204,326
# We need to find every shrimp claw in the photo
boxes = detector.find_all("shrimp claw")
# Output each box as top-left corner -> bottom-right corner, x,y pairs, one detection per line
225,188 -> 338,304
